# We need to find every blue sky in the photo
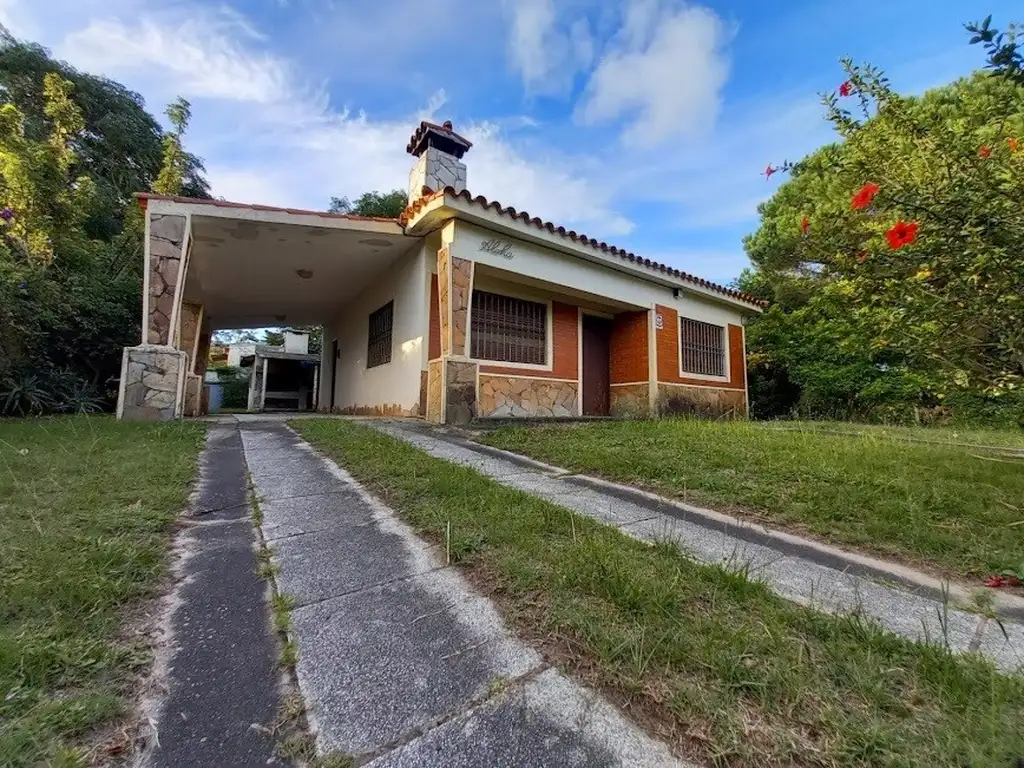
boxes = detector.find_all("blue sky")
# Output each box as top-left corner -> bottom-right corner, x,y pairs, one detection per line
2,0 -> 1008,283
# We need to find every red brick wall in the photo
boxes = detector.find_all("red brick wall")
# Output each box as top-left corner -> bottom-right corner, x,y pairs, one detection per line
478,301 -> 578,380
656,304 -> 745,390
428,274 -> 441,361
610,310 -> 649,384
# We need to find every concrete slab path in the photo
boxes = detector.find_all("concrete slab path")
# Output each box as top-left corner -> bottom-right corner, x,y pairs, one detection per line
239,421 -> 687,767
368,420 -> 1024,675
140,424 -> 282,768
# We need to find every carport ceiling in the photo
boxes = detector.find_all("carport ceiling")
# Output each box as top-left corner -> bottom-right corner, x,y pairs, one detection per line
183,214 -> 420,329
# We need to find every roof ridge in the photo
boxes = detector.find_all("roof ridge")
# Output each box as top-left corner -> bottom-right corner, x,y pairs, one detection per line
399,186 -> 765,308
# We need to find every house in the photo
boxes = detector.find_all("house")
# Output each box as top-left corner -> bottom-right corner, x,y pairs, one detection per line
116,120 -> 763,423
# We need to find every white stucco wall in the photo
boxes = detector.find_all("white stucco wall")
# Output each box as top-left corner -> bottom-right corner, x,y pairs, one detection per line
449,221 -> 749,330
320,246 -> 428,413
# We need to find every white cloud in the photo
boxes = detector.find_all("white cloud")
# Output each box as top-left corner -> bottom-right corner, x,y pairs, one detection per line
504,0 -> 593,95
23,0 -> 630,237
61,11 -> 291,104
576,0 -> 731,147
465,122 -> 633,235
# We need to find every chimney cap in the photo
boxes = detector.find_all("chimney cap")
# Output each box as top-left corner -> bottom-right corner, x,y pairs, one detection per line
406,120 -> 472,158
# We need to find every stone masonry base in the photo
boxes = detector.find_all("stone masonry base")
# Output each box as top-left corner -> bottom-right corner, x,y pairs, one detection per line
117,345 -> 187,421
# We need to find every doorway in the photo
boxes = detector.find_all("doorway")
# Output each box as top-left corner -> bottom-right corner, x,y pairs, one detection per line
329,338 -> 339,411
581,315 -> 611,416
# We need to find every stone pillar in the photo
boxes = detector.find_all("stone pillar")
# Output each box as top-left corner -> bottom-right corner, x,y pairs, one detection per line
147,213 -> 189,345
116,346 -> 188,421
430,244 -> 478,424
177,301 -> 206,417
117,211 -> 191,421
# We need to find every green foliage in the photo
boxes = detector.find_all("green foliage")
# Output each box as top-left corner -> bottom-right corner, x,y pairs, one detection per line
0,32 -> 209,415
743,18 -> 1024,425
153,97 -> 193,196
328,189 -> 406,218
211,366 -> 250,409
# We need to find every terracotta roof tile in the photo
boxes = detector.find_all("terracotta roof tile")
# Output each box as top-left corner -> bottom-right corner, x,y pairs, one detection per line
406,120 -> 473,157
135,192 -> 402,224
399,187 -> 765,308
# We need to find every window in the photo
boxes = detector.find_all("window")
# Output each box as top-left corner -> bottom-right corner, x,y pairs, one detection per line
470,290 -> 546,365
367,301 -> 393,368
680,317 -> 725,377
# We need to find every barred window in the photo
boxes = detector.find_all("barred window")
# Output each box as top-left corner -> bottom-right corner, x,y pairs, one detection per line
470,290 -> 546,365
367,301 -> 393,368
680,317 -> 725,377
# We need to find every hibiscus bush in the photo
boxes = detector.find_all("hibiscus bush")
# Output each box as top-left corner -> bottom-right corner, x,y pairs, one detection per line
745,17 -> 1024,423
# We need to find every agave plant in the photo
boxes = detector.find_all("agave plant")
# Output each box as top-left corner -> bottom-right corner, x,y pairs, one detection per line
0,373 -> 53,415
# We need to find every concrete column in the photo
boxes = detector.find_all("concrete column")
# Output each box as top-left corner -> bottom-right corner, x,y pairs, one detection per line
117,211 -> 191,420
431,238 -> 478,424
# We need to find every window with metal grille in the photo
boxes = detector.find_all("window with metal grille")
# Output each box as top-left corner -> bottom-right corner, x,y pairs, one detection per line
367,301 -> 393,368
470,290 -> 547,365
680,317 -> 725,377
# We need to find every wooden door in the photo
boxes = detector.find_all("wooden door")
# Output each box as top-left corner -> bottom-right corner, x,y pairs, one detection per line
582,316 -> 611,416
329,338 -> 339,410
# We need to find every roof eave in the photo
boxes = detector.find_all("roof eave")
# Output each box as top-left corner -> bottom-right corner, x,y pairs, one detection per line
437,192 -> 764,313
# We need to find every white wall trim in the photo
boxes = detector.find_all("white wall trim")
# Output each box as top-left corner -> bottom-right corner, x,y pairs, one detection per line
167,213 -> 192,349
478,372 -> 578,383
576,307 -> 583,415
656,381 -> 744,393
647,305 -> 658,412
141,212 -> 151,343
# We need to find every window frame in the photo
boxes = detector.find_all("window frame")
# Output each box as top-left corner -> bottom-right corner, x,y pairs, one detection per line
366,300 -> 394,369
467,286 -> 553,370
678,316 -> 728,380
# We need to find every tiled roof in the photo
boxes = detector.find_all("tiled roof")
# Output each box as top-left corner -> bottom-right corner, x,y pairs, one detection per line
406,120 -> 473,158
135,192 -> 401,224
400,186 -> 766,308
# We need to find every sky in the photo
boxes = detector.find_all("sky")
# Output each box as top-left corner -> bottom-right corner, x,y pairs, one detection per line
2,0 -> 1011,284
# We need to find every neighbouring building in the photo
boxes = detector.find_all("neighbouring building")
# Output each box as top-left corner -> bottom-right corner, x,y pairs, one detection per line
116,120 -> 763,422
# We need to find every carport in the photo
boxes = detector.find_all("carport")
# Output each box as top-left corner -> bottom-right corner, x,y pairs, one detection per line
117,194 -> 420,420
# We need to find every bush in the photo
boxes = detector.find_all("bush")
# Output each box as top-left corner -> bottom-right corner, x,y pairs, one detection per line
211,366 -> 250,409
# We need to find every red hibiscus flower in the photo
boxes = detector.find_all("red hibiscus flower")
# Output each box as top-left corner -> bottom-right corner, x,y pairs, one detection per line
1008,137 -> 1019,153
885,220 -> 919,250
763,164 -> 776,180
984,574 -> 1020,588
978,144 -> 992,159
851,182 -> 880,210
838,81 -> 852,97
800,216 -> 809,234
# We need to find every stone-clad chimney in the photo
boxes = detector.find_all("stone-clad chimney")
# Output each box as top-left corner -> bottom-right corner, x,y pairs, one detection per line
406,120 -> 472,203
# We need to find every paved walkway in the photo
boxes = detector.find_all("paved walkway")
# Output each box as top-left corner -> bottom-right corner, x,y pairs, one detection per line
368,420 -> 1024,675
140,424 -> 282,767
239,421 -> 685,767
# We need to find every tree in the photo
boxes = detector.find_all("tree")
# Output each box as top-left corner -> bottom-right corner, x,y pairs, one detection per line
153,97 -> 193,196
746,18 -> 1024,415
328,189 -> 406,218
0,29 -> 211,414
0,32 -> 209,239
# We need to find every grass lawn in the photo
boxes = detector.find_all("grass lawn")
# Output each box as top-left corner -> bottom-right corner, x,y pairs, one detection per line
0,416 -> 205,767
478,420 -> 1024,582
295,419 -> 1024,767
758,420 -> 1024,451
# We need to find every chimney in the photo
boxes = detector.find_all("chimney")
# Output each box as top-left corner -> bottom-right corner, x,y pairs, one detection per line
406,120 -> 472,203
283,329 -> 309,355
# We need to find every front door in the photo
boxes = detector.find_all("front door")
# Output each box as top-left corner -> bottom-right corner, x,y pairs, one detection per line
582,316 -> 611,416
329,338 -> 338,411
